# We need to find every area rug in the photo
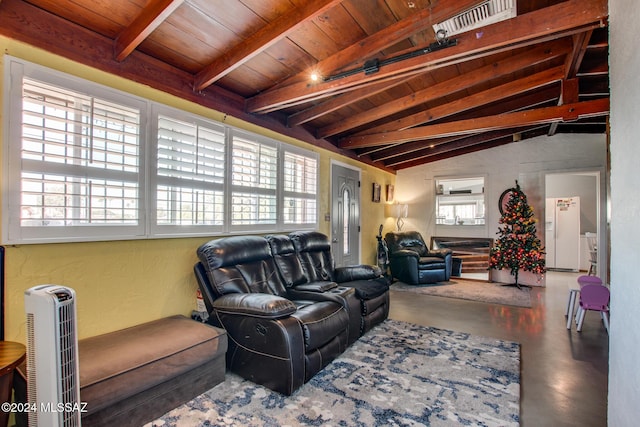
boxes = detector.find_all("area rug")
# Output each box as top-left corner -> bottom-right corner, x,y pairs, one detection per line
147,319 -> 520,427
391,279 -> 532,308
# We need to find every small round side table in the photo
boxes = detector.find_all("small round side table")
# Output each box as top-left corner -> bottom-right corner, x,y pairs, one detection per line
0,342 -> 26,427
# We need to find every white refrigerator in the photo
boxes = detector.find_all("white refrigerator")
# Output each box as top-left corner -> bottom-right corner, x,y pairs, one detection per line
545,197 -> 581,270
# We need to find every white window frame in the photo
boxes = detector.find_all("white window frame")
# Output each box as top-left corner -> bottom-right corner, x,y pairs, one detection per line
228,129 -> 279,233
2,57 -> 320,244
280,145 -> 319,231
149,104 -> 227,237
435,176 -> 486,226
2,57 -> 147,244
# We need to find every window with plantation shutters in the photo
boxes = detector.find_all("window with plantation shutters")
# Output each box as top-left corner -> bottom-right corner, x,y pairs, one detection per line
283,149 -> 318,226
153,112 -> 226,232
230,131 -> 278,228
4,67 -> 145,243
3,57 -> 319,244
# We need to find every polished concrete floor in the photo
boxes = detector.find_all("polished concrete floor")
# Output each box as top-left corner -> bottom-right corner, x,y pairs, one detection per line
388,271 -> 609,427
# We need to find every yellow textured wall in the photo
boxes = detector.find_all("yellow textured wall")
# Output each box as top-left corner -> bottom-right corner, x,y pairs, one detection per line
0,36 -> 395,343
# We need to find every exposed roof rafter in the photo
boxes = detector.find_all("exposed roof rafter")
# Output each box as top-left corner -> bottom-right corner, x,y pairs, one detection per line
114,0 -> 184,62
340,98 -> 609,149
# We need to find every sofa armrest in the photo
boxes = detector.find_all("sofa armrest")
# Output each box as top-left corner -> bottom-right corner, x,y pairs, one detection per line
389,249 -> 420,259
212,293 -> 296,319
291,281 -> 338,292
429,248 -> 453,258
334,265 -> 382,282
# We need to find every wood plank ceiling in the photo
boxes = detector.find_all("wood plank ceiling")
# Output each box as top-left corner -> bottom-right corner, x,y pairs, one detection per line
0,0 -> 609,172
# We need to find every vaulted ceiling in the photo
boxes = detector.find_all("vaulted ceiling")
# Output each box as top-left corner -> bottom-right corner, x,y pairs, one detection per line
0,0 -> 609,172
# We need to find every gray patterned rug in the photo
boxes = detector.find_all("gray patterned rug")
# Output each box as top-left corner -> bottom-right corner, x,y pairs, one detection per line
391,279 -> 532,308
147,319 -> 520,427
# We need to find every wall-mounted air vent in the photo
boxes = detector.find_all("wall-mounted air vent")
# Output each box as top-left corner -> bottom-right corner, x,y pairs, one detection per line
433,0 -> 517,37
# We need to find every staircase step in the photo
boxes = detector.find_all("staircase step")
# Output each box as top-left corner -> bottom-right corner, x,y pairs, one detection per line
462,266 -> 489,273
457,254 -> 489,273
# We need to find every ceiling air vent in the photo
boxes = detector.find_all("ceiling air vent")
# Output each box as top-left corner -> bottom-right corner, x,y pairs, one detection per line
433,0 -> 517,37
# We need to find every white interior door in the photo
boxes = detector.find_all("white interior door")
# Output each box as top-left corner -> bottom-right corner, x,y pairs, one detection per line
331,164 -> 360,267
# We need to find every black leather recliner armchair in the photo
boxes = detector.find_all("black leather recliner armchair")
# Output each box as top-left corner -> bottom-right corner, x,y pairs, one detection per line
385,231 -> 453,285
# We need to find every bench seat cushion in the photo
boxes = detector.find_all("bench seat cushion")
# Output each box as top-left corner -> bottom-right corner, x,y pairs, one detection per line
79,315 -> 227,412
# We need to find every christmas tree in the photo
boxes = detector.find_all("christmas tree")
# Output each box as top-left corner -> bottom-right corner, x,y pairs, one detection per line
489,181 -> 545,288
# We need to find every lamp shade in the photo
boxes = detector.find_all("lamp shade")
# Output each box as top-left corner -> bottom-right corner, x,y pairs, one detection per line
394,203 -> 408,219
385,203 -> 408,218
386,203 -> 408,231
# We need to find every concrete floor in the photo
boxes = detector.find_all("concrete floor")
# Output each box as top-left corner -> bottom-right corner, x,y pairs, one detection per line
388,271 -> 609,427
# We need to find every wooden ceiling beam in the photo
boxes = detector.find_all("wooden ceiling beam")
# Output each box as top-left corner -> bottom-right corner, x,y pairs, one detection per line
339,98 -> 609,149
565,30 -> 593,78
274,0 -> 481,90
193,0 -> 343,91
390,127 -> 551,169
548,78 -> 580,136
549,28 -> 589,136
360,65 -> 565,139
385,128 -> 527,167
287,75 -> 413,127
364,85 -> 561,161
363,66 -> 565,136
114,0 -> 184,62
246,0 -> 608,114
318,39 -> 571,138
364,135 -> 466,162
248,0 -> 482,115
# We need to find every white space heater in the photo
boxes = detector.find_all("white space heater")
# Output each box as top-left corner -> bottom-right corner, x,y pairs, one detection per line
25,285 -> 81,427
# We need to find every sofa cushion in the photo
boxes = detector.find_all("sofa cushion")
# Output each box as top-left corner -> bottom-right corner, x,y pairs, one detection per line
198,235 -> 271,269
290,231 -> 335,282
344,278 -> 389,300
384,231 -> 429,257
79,315 -> 227,412
418,257 -> 446,270
267,234 -> 307,286
198,236 -> 289,297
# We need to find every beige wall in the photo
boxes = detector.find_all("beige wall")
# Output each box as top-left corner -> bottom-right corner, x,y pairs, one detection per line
0,36 -> 394,342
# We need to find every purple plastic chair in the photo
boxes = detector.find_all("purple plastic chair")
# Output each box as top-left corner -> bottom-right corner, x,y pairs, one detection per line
576,284 -> 610,334
577,275 -> 603,287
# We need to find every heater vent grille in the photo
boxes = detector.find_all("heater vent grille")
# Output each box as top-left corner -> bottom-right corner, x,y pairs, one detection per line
433,0 -> 517,37
26,312 -> 38,427
58,302 -> 80,426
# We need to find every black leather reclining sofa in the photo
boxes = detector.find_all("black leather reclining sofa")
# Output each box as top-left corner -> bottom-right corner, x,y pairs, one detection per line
194,231 -> 390,395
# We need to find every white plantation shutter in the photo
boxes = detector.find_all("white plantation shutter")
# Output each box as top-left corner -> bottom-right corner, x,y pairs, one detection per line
154,113 -> 226,232
6,73 -> 144,243
230,131 -> 278,228
282,149 -> 318,226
